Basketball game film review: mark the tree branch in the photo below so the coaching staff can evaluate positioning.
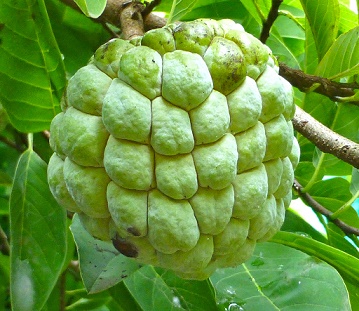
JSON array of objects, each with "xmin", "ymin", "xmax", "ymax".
[
  {"xmin": 0, "ymin": 225, "xmax": 10, "ymax": 256},
  {"xmin": 279, "ymin": 63, "xmax": 359, "ymax": 103},
  {"xmin": 60, "ymin": 0, "xmax": 166, "ymax": 38},
  {"xmin": 294, "ymin": 179, "xmax": 359, "ymax": 236},
  {"xmin": 293, "ymin": 106, "xmax": 359, "ymax": 168},
  {"xmin": 260, "ymin": 0, "xmax": 283, "ymax": 43}
]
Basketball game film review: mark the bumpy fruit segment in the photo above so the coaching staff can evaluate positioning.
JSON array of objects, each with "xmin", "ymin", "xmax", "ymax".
[{"xmin": 48, "ymin": 19, "xmax": 299, "ymax": 280}]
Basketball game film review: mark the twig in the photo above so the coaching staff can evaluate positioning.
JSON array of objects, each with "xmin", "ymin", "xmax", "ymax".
[
  {"xmin": 0, "ymin": 225, "xmax": 10, "ymax": 256},
  {"xmin": 0, "ymin": 135, "xmax": 25, "ymax": 152},
  {"xmin": 142, "ymin": 0, "xmax": 162, "ymax": 17},
  {"xmin": 294, "ymin": 179, "xmax": 359, "ymax": 236},
  {"xmin": 60, "ymin": 0, "xmax": 166, "ymax": 35},
  {"xmin": 260, "ymin": 0, "xmax": 283, "ymax": 43},
  {"xmin": 280, "ymin": 63, "xmax": 359, "ymax": 103},
  {"xmin": 293, "ymin": 106, "xmax": 359, "ymax": 168}
]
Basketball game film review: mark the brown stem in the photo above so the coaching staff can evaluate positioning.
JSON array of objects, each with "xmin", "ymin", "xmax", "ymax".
[
  {"xmin": 0, "ymin": 225, "xmax": 10, "ymax": 256},
  {"xmin": 294, "ymin": 180, "xmax": 359, "ymax": 236},
  {"xmin": 59, "ymin": 271, "xmax": 67, "ymax": 311},
  {"xmin": 292, "ymin": 106, "xmax": 359, "ymax": 168},
  {"xmin": 260, "ymin": 0, "xmax": 283, "ymax": 43},
  {"xmin": 60, "ymin": 0, "xmax": 166, "ymax": 35},
  {"xmin": 279, "ymin": 62, "xmax": 359, "ymax": 103}
]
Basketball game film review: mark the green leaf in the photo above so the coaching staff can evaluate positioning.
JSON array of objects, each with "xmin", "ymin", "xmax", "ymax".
[
  {"xmin": 272, "ymin": 231, "xmax": 359, "ymax": 285},
  {"xmin": 212, "ymin": 242, "xmax": 350, "ymax": 311},
  {"xmin": 316, "ymin": 26, "xmax": 359, "ymax": 79},
  {"xmin": 350, "ymin": 168, "xmax": 359, "ymax": 195},
  {"xmin": 300, "ymin": 0, "xmax": 340, "ymax": 60},
  {"xmin": 46, "ymin": 0, "xmax": 110, "ymax": 75},
  {"xmin": 123, "ymin": 265, "xmax": 217, "ymax": 311},
  {"xmin": 70, "ymin": 214, "xmax": 141, "ymax": 294},
  {"xmin": 10, "ymin": 147, "xmax": 67, "ymax": 311},
  {"xmin": 0, "ymin": 0, "xmax": 65, "ymax": 132},
  {"xmin": 167, "ymin": 0, "xmax": 199, "ymax": 24},
  {"xmin": 73, "ymin": 0, "xmax": 107, "ymax": 18}
]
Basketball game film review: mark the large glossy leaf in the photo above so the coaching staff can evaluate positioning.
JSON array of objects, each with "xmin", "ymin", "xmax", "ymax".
[
  {"xmin": 0, "ymin": 0, "xmax": 65, "ymax": 132},
  {"xmin": 272, "ymin": 231, "xmax": 359, "ymax": 285},
  {"xmin": 10, "ymin": 147, "xmax": 67, "ymax": 311},
  {"xmin": 46, "ymin": 0, "xmax": 110, "ymax": 75},
  {"xmin": 167, "ymin": 0, "xmax": 199, "ymax": 24},
  {"xmin": 212, "ymin": 242, "xmax": 350, "ymax": 311},
  {"xmin": 123, "ymin": 265, "xmax": 217, "ymax": 311},
  {"xmin": 316, "ymin": 26, "xmax": 359, "ymax": 79},
  {"xmin": 73, "ymin": 0, "xmax": 107, "ymax": 18},
  {"xmin": 300, "ymin": 0, "xmax": 340, "ymax": 60},
  {"xmin": 70, "ymin": 214, "xmax": 141, "ymax": 294}
]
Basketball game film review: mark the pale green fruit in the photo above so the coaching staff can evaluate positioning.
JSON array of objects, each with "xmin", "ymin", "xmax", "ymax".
[
  {"xmin": 148, "ymin": 190, "xmax": 200, "ymax": 254},
  {"xmin": 104, "ymin": 136, "xmax": 154, "ymax": 190},
  {"xmin": 224, "ymin": 30, "xmax": 269, "ymax": 80},
  {"xmin": 235, "ymin": 121, "xmax": 266, "ymax": 173},
  {"xmin": 204, "ymin": 36, "xmax": 246, "ymax": 95},
  {"xmin": 274, "ymin": 157, "xmax": 295, "ymax": 199},
  {"xmin": 248, "ymin": 195, "xmax": 277, "ymax": 240},
  {"xmin": 59, "ymin": 107, "xmax": 109, "ymax": 167},
  {"xmin": 63, "ymin": 158, "xmax": 110, "ymax": 218},
  {"xmin": 107, "ymin": 182, "xmax": 148, "ymax": 237},
  {"xmin": 78, "ymin": 213, "xmax": 111, "ymax": 241},
  {"xmin": 93, "ymin": 38, "xmax": 135, "ymax": 78},
  {"xmin": 151, "ymin": 97, "xmax": 194, "ymax": 155},
  {"xmin": 264, "ymin": 114, "xmax": 293, "ymax": 161},
  {"xmin": 227, "ymin": 76, "xmax": 262, "ymax": 134},
  {"xmin": 155, "ymin": 153, "xmax": 198, "ymax": 200},
  {"xmin": 162, "ymin": 50, "xmax": 213, "ymax": 110},
  {"xmin": 141, "ymin": 27, "xmax": 176, "ymax": 55},
  {"xmin": 102, "ymin": 79, "xmax": 151, "ymax": 143},
  {"xmin": 66, "ymin": 64, "xmax": 112, "ymax": 115},
  {"xmin": 257, "ymin": 65, "xmax": 293, "ymax": 123},
  {"xmin": 213, "ymin": 218, "xmax": 250, "ymax": 256},
  {"xmin": 47, "ymin": 18, "xmax": 298, "ymax": 280},
  {"xmin": 264, "ymin": 158, "xmax": 284, "ymax": 195},
  {"xmin": 190, "ymin": 185, "xmax": 234, "ymax": 235},
  {"xmin": 157, "ymin": 235, "xmax": 214, "ymax": 273},
  {"xmin": 118, "ymin": 46, "xmax": 162, "ymax": 100},
  {"xmin": 232, "ymin": 164, "xmax": 268, "ymax": 220},
  {"xmin": 47, "ymin": 154, "xmax": 81, "ymax": 213},
  {"xmin": 189, "ymin": 90, "xmax": 230, "ymax": 145},
  {"xmin": 173, "ymin": 20, "xmax": 213, "ymax": 56}
]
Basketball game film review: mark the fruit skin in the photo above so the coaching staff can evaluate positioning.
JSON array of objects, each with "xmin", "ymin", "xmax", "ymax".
[{"xmin": 47, "ymin": 19, "xmax": 300, "ymax": 280}]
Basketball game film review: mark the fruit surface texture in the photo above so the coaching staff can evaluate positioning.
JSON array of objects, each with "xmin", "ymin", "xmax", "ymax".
[{"xmin": 48, "ymin": 19, "xmax": 299, "ymax": 280}]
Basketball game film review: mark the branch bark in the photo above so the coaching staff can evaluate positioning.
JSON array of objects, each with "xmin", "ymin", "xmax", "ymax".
[
  {"xmin": 294, "ymin": 179, "xmax": 359, "ymax": 236},
  {"xmin": 260, "ymin": 0, "xmax": 283, "ymax": 43},
  {"xmin": 293, "ymin": 106, "xmax": 359, "ymax": 168},
  {"xmin": 280, "ymin": 63, "xmax": 359, "ymax": 103}
]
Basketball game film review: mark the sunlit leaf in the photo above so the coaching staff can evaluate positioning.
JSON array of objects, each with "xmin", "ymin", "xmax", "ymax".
[
  {"xmin": 300, "ymin": 0, "xmax": 339, "ymax": 60},
  {"xmin": 123, "ymin": 265, "xmax": 217, "ymax": 311},
  {"xmin": 272, "ymin": 231, "xmax": 359, "ymax": 285},
  {"xmin": 10, "ymin": 147, "xmax": 67, "ymax": 311},
  {"xmin": 73, "ymin": 0, "xmax": 107, "ymax": 18},
  {"xmin": 167, "ymin": 0, "xmax": 199, "ymax": 24},
  {"xmin": 0, "ymin": 0, "xmax": 65, "ymax": 132},
  {"xmin": 316, "ymin": 26, "xmax": 359, "ymax": 79},
  {"xmin": 212, "ymin": 242, "xmax": 350, "ymax": 311}
]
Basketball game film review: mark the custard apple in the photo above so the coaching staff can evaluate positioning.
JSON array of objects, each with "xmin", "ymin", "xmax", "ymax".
[{"xmin": 47, "ymin": 19, "xmax": 299, "ymax": 280}]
